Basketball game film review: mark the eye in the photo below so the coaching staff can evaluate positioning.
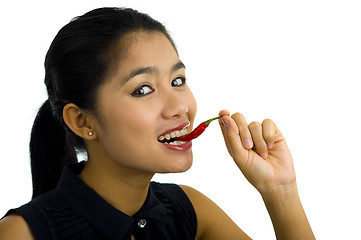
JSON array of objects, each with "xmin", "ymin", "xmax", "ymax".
[
  {"xmin": 171, "ymin": 77, "xmax": 186, "ymax": 87},
  {"xmin": 131, "ymin": 84, "xmax": 154, "ymax": 97}
]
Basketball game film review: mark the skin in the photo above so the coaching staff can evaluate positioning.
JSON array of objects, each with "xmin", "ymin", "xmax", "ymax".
[
  {"xmin": 217, "ymin": 111, "xmax": 314, "ymax": 239},
  {"xmin": 75, "ymin": 32, "xmax": 198, "ymax": 217},
  {"xmin": 0, "ymin": 31, "xmax": 314, "ymax": 240}
]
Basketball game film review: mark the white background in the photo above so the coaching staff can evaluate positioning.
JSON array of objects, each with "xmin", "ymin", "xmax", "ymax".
[{"xmin": 0, "ymin": 1, "xmax": 360, "ymax": 239}]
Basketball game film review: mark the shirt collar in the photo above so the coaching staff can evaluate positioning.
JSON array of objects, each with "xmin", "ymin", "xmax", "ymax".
[{"xmin": 56, "ymin": 161, "xmax": 169, "ymax": 239}]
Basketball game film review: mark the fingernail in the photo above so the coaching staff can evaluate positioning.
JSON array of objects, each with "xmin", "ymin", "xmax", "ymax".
[
  {"xmin": 267, "ymin": 143, "xmax": 273, "ymax": 149},
  {"xmin": 221, "ymin": 117, "xmax": 228, "ymax": 127},
  {"xmin": 244, "ymin": 139, "xmax": 253, "ymax": 148},
  {"xmin": 260, "ymin": 153, "xmax": 268, "ymax": 159}
]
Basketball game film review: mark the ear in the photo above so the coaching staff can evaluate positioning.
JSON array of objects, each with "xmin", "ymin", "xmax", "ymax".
[{"xmin": 63, "ymin": 103, "xmax": 97, "ymax": 140}]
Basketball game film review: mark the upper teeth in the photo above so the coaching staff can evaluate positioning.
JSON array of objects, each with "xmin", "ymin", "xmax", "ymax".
[{"xmin": 158, "ymin": 128, "xmax": 188, "ymax": 141}]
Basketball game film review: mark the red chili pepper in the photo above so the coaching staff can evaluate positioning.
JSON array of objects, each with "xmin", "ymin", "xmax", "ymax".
[{"xmin": 177, "ymin": 116, "xmax": 222, "ymax": 142}]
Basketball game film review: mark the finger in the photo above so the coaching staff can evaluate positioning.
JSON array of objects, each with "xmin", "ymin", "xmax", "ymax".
[
  {"xmin": 231, "ymin": 112, "xmax": 253, "ymax": 149},
  {"xmin": 219, "ymin": 115, "xmax": 249, "ymax": 165},
  {"xmin": 249, "ymin": 121, "xmax": 268, "ymax": 159},
  {"xmin": 218, "ymin": 116, "xmax": 233, "ymax": 156},
  {"xmin": 262, "ymin": 119, "xmax": 275, "ymax": 149},
  {"xmin": 273, "ymin": 122, "xmax": 285, "ymax": 144},
  {"xmin": 218, "ymin": 109, "xmax": 230, "ymax": 117},
  {"xmin": 219, "ymin": 111, "xmax": 239, "ymax": 155}
]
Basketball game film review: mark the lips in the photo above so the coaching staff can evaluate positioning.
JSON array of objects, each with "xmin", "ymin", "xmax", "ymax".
[
  {"xmin": 161, "ymin": 140, "xmax": 192, "ymax": 151},
  {"xmin": 158, "ymin": 122, "xmax": 189, "ymax": 140},
  {"xmin": 157, "ymin": 122, "xmax": 191, "ymax": 148},
  {"xmin": 158, "ymin": 128, "xmax": 187, "ymax": 141},
  {"xmin": 158, "ymin": 122, "xmax": 190, "ymax": 137}
]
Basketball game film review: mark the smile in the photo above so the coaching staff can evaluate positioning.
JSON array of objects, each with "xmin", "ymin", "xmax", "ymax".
[{"xmin": 157, "ymin": 123, "xmax": 189, "ymax": 146}]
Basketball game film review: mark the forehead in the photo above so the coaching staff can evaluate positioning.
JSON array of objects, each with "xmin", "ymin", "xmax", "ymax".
[
  {"xmin": 120, "ymin": 31, "xmax": 179, "ymax": 68},
  {"xmin": 104, "ymin": 31, "xmax": 181, "ymax": 87}
]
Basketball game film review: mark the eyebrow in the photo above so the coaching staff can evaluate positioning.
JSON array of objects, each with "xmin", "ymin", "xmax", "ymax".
[
  {"xmin": 122, "ymin": 61, "xmax": 186, "ymax": 85},
  {"xmin": 171, "ymin": 61, "xmax": 186, "ymax": 72}
]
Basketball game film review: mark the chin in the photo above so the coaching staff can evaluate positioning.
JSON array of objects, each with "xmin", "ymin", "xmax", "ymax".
[
  {"xmin": 173, "ymin": 160, "xmax": 193, "ymax": 173},
  {"xmin": 158, "ymin": 154, "xmax": 193, "ymax": 173}
]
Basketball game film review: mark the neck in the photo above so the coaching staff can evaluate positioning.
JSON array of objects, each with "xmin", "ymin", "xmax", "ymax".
[{"xmin": 78, "ymin": 158, "xmax": 154, "ymax": 216}]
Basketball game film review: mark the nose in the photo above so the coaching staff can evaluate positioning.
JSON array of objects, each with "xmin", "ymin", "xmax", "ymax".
[{"xmin": 161, "ymin": 89, "xmax": 189, "ymax": 120}]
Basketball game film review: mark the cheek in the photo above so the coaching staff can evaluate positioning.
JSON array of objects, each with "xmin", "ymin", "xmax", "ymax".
[
  {"xmin": 98, "ymin": 109, "xmax": 157, "ymax": 165},
  {"xmin": 100, "ymin": 99, "xmax": 159, "ymax": 147},
  {"xmin": 106, "ymin": 105, "xmax": 157, "ymax": 140}
]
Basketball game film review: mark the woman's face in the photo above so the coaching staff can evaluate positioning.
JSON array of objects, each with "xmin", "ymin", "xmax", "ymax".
[{"xmin": 92, "ymin": 32, "xmax": 197, "ymax": 174}]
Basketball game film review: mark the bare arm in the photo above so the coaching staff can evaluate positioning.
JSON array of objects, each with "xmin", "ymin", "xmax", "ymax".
[
  {"xmin": 262, "ymin": 185, "xmax": 314, "ymax": 240},
  {"xmin": 180, "ymin": 185, "xmax": 252, "ymax": 240},
  {"xmin": 0, "ymin": 214, "xmax": 36, "ymax": 240},
  {"xmin": 218, "ymin": 110, "xmax": 315, "ymax": 240}
]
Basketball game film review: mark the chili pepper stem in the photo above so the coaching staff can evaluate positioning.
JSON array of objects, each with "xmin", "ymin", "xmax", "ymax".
[{"xmin": 204, "ymin": 116, "xmax": 223, "ymax": 126}]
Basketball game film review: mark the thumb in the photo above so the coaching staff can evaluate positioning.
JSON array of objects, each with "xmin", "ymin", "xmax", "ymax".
[{"xmin": 219, "ymin": 115, "xmax": 250, "ymax": 169}]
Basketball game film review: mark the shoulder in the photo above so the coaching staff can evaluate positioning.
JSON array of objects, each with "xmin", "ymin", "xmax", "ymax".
[
  {"xmin": 0, "ymin": 190, "xmax": 69, "ymax": 240},
  {"xmin": 178, "ymin": 185, "xmax": 205, "ymax": 203},
  {"xmin": 0, "ymin": 213, "xmax": 36, "ymax": 240},
  {"xmin": 178, "ymin": 185, "xmax": 214, "ymax": 239},
  {"xmin": 178, "ymin": 185, "xmax": 220, "ymax": 216},
  {"xmin": 150, "ymin": 182, "xmax": 198, "ymax": 238},
  {"xmin": 179, "ymin": 185, "xmax": 252, "ymax": 240}
]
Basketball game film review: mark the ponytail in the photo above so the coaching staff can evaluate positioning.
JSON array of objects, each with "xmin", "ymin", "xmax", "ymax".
[{"xmin": 30, "ymin": 100, "xmax": 77, "ymax": 199}]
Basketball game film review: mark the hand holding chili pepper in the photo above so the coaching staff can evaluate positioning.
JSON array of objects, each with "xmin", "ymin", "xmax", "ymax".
[{"xmin": 177, "ymin": 116, "xmax": 222, "ymax": 142}]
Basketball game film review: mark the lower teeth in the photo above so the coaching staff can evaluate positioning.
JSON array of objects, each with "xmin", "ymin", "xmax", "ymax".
[{"xmin": 165, "ymin": 141, "xmax": 186, "ymax": 146}]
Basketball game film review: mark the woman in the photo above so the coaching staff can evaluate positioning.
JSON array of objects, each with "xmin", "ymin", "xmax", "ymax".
[{"xmin": 0, "ymin": 7, "xmax": 314, "ymax": 239}]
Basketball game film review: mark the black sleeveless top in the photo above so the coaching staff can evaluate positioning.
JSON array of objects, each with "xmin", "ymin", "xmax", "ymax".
[{"xmin": 3, "ymin": 162, "xmax": 197, "ymax": 240}]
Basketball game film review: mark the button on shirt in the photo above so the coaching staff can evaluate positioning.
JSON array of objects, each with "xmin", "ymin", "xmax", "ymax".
[{"xmin": 3, "ymin": 162, "xmax": 197, "ymax": 240}]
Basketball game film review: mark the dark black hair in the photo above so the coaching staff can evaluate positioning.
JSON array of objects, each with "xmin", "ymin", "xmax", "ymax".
[{"xmin": 30, "ymin": 7, "xmax": 175, "ymax": 199}]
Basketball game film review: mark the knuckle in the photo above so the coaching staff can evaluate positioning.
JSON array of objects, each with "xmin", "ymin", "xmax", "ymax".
[
  {"xmin": 231, "ymin": 112, "xmax": 242, "ymax": 118},
  {"xmin": 262, "ymin": 119, "xmax": 275, "ymax": 142},
  {"xmin": 249, "ymin": 121, "xmax": 261, "ymax": 130},
  {"xmin": 224, "ymin": 128, "xmax": 232, "ymax": 138},
  {"xmin": 263, "ymin": 128, "xmax": 273, "ymax": 137},
  {"xmin": 263, "ymin": 133, "xmax": 273, "ymax": 141},
  {"xmin": 255, "ymin": 139, "xmax": 268, "ymax": 150},
  {"xmin": 263, "ymin": 135, "xmax": 274, "ymax": 144},
  {"xmin": 262, "ymin": 118, "xmax": 273, "ymax": 125},
  {"xmin": 225, "ymin": 127, "xmax": 237, "ymax": 139},
  {"xmin": 257, "ymin": 145, "xmax": 268, "ymax": 153},
  {"xmin": 254, "ymin": 144, "xmax": 268, "ymax": 156},
  {"xmin": 232, "ymin": 113, "xmax": 243, "ymax": 124},
  {"xmin": 238, "ymin": 123, "xmax": 249, "ymax": 132}
]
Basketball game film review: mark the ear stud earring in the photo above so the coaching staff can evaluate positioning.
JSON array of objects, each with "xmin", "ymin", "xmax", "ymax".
[{"xmin": 88, "ymin": 132, "xmax": 93, "ymax": 136}]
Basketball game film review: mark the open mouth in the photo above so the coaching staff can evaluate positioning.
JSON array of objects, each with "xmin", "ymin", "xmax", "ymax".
[{"xmin": 157, "ymin": 127, "xmax": 189, "ymax": 145}]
